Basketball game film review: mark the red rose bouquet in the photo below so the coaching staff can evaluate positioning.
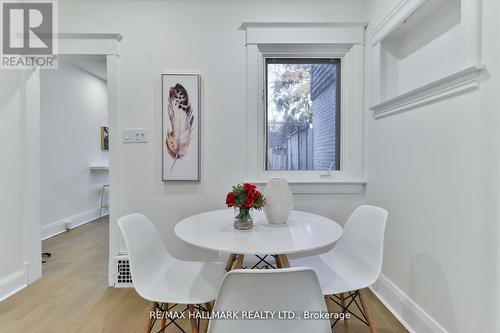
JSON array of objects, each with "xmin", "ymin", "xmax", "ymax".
[{"xmin": 226, "ymin": 183, "xmax": 265, "ymax": 228}]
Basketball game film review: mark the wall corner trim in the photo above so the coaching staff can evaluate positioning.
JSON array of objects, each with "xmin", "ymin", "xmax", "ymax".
[{"xmin": 370, "ymin": 273, "xmax": 449, "ymax": 333}]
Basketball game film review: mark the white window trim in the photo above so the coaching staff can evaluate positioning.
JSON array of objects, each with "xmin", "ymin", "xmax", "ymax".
[{"xmin": 242, "ymin": 22, "xmax": 367, "ymax": 193}]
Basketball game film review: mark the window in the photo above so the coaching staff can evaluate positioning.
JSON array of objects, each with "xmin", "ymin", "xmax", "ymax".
[
  {"xmin": 265, "ymin": 58, "xmax": 341, "ymax": 171},
  {"xmin": 242, "ymin": 22, "xmax": 365, "ymax": 190}
]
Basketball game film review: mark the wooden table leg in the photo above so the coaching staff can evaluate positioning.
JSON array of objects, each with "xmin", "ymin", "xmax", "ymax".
[
  {"xmin": 234, "ymin": 254, "xmax": 245, "ymax": 269},
  {"xmin": 188, "ymin": 304, "xmax": 199, "ymax": 333},
  {"xmin": 160, "ymin": 303, "xmax": 168, "ymax": 332},
  {"xmin": 278, "ymin": 255, "xmax": 290, "ymax": 268},
  {"xmin": 273, "ymin": 255, "xmax": 283, "ymax": 268},
  {"xmin": 204, "ymin": 302, "xmax": 213, "ymax": 333},
  {"xmin": 205, "ymin": 302, "xmax": 213, "ymax": 314},
  {"xmin": 225, "ymin": 253, "xmax": 237, "ymax": 271}
]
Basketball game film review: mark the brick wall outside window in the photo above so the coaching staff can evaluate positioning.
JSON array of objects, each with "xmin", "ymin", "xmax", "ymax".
[{"xmin": 311, "ymin": 64, "xmax": 337, "ymax": 170}]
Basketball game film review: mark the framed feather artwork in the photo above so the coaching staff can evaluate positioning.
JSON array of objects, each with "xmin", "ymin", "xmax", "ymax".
[{"xmin": 162, "ymin": 74, "xmax": 200, "ymax": 181}]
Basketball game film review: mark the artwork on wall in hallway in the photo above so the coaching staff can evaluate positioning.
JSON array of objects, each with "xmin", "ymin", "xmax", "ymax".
[
  {"xmin": 162, "ymin": 73, "xmax": 200, "ymax": 181},
  {"xmin": 100, "ymin": 126, "xmax": 109, "ymax": 150}
]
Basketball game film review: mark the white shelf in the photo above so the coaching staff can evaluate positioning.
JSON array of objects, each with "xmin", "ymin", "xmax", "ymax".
[
  {"xmin": 371, "ymin": 65, "xmax": 483, "ymax": 118},
  {"xmin": 90, "ymin": 165, "xmax": 109, "ymax": 171},
  {"xmin": 369, "ymin": 0, "xmax": 483, "ymax": 118}
]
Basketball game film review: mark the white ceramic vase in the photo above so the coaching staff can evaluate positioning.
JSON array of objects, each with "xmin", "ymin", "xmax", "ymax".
[{"xmin": 263, "ymin": 178, "xmax": 294, "ymax": 225}]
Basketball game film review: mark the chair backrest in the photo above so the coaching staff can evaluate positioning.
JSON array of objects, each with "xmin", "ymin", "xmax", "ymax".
[
  {"xmin": 117, "ymin": 213, "xmax": 174, "ymax": 297},
  {"xmin": 208, "ymin": 268, "xmax": 330, "ymax": 333},
  {"xmin": 337, "ymin": 205, "xmax": 388, "ymax": 276}
]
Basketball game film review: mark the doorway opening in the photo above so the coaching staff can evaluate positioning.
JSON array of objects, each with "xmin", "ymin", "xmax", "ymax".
[{"xmin": 39, "ymin": 54, "xmax": 110, "ymax": 280}]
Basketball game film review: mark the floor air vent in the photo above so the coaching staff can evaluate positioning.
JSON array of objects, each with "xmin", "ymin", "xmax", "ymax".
[{"xmin": 114, "ymin": 255, "xmax": 133, "ymax": 288}]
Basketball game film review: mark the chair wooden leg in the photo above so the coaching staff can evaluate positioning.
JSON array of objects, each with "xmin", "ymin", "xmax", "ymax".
[
  {"xmin": 273, "ymin": 255, "xmax": 283, "ymax": 268},
  {"xmin": 234, "ymin": 254, "xmax": 245, "ymax": 269},
  {"xmin": 278, "ymin": 255, "xmax": 290, "ymax": 268},
  {"xmin": 144, "ymin": 302, "xmax": 156, "ymax": 333},
  {"xmin": 339, "ymin": 293, "xmax": 348, "ymax": 325},
  {"xmin": 358, "ymin": 289, "xmax": 377, "ymax": 333},
  {"xmin": 225, "ymin": 253, "xmax": 237, "ymax": 271},
  {"xmin": 188, "ymin": 304, "xmax": 199, "ymax": 333}
]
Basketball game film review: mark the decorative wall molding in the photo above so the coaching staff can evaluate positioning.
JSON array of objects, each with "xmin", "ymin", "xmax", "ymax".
[
  {"xmin": 23, "ymin": 33, "xmax": 122, "ymax": 287},
  {"xmin": 242, "ymin": 22, "xmax": 367, "ymax": 29},
  {"xmin": 58, "ymin": 33, "xmax": 122, "ymax": 55},
  {"xmin": 257, "ymin": 44, "xmax": 351, "ymax": 58},
  {"xmin": 0, "ymin": 265, "xmax": 27, "ymax": 303},
  {"xmin": 21, "ymin": 68, "xmax": 42, "ymax": 285},
  {"xmin": 369, "ymin": 0, "xmax": 426, "ymax": 45},
  {"xmin": 57, "ymin": 33, "xmax": 123, "ymax": 41},
  {"xmin": 369, "ymin": 0, "xmax": 483, "ymax": 119},
  {"xmin": 370, "ymin": 65, "xmax": 484, "ymax": 118},
  {"xmin": 240, "ymin": 22, "xmax": 367, "ymax": 46},
  {"xmin": 371, "ymin": 273, "xmax": 449, "ymax": 333},
  {"xmin": 41, "ymin": 208, "xmax": 107, "ymax": 240}
]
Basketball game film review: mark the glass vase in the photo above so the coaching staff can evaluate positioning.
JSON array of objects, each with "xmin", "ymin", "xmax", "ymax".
[{"xmin": 234, "ymin": 207, "xmax": 254, "ymax": 230}]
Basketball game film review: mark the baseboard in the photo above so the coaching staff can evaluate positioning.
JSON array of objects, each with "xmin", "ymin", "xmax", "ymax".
[
  {"xmin": 370, "ymin": 273, "xmax": 448, "ymax": 333},
  {"xmin": 41, "ymin": 208, "xmax": 108, "ymax": 240},
  {"xmin": 0, "ymin": 266, "xmax": 27, "ymax": 303}
]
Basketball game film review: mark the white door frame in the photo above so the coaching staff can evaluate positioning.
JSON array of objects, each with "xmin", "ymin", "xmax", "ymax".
[{"xmin": 22, "ymin": 33, "xmax": 122, "ymax": 286}]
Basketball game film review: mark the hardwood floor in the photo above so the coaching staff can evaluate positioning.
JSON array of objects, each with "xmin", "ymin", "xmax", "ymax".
[{"xmin": 0, "ymin": 217, "xmax": 407, "ymax": 333}]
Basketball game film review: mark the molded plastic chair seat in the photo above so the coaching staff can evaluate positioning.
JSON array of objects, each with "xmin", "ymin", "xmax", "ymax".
[
  {"xmin": 290, "ymin": 205, "xmax": 388, "ymax": 333},
  {"xmin": 118, "ymin": 213, "xmax": 226, "ymax": 333},
  {"xmin": 208, "ymin": 267, "xmax": 331, "ymax": 333},
  {"xmin": 291, "ymin": 246, "xmax": 378, "ymax": 295},
  {"xmin": 141, "ymin": 261, "xmax": 225, "ymax": 305}
]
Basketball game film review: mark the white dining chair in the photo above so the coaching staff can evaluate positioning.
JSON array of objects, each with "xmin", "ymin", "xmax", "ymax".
[
  {"xmin": 290, "ymin": 205, "xmax": 388, "ymax": 333},
  {"xmin": 207, "ymin": 267, "xmax": 331, "ymax": 333},
  {"xmin": 118, "ymin": 213, "xmax": 226, "ymax": 333}
]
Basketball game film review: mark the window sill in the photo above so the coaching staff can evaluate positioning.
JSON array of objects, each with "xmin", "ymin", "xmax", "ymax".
[{"xmin": 246, "ymin": 179, "xmax": 366, "ymax": 194}]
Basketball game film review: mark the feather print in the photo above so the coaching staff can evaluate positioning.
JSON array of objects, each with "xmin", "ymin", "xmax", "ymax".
[{"xmin": 166, "ymin": 83, "xmax": 194, "ymax": 172}]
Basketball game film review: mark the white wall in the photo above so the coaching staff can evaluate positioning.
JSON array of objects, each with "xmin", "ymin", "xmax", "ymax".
[
  {"xmin": 0, "ymin": 72, "xmax": 26, "ymax": 300},
  {"xmin": 40, "ymin": 56, "xmax": 108, "ymax": 236},
  {"xmin": 57, "ymin": 0, "xmax": 369, "ymax": 261},
  {"xmin": 365, "ymin": 0, "xmax": 499, "ymax": 332},
  {"xmin": 4, "ymin": 1, "xmax": 498, "ymax": 331}
]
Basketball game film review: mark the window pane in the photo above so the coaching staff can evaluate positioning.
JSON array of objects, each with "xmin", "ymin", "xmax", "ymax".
[{"xmin": 266, "ymin": 58, "xmax": 340, "ymax": 171}]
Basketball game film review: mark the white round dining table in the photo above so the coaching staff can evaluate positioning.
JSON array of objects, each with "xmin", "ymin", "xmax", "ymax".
[{"xmin": 174, "ymin": 209, "xmax": 343, "ymax": 270}]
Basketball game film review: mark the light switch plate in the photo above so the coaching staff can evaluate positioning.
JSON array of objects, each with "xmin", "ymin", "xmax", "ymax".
[{"xmin": 122, "ymin": 128, "xmax": 150, "ymax": 143}]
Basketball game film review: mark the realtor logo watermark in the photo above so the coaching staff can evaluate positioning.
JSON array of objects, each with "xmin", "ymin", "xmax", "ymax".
[{"xmin": 1, "ymin": 0, "xmax": 58, "ymax": 69}]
